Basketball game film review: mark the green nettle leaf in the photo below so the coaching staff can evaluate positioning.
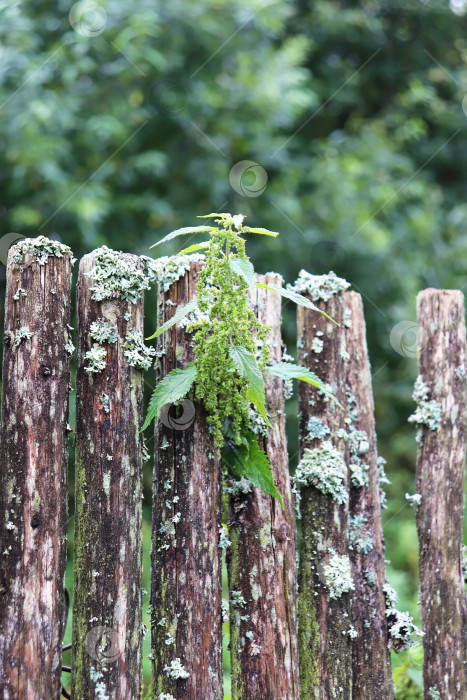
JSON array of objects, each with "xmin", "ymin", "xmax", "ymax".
[
  {"xmin": 150, "ymin": 226, "xmax": 216, "ymax": 248},
  {"xmin": 243, "ymin": 227, "xmax": 279, "ymax": 237},
  {"xmin": 229, "ymin": 257, "xmax": 255, "ymax": 289},
  {"xmin": 256, "ymin": 283, "xmax": 338, "ymax": 325},
  {"xmin": 177, "ymin": 241, "xmax": 210, "ymax": 255},
  {"xmin": 229, "ymin": 346, "xmax": 271, "ymax": 428},
  {"xmin": 267, "ymin": 362, "xmax": 344, "ymax": 409},
  {"xmin": 222, "ymin": 430, "xmax": 283, "ymax": 508},
  {"xmin": 197, "ymin": 213, "xmax": 230, "ymax": 219},
  {"xmin": 146, "ymin": 299, "xmax": 198, "ymax": 340},
  {"xmin": 141, "ymin": 363, "xmax": 196, "ymax": 431}
]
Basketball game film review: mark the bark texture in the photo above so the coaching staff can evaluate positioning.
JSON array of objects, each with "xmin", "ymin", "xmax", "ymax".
[
  {"xmin": 0, "ymin": 241, "xmax": 72, "ymax": 700},
  {"xmin": 151, "ymin": 262, "xmax": 223, "ymax": 699},
  {"xmin": 297, "ymin": 290, "xmax": 352, "ymax": 700},
  {"xmin": 415, "ymin": 289, "xmax": 467, "ymax": 700},
  {"xmin": 344, "ymin": 292, "xmax": 394, "ymax": 699},
  {"xmin": 72, "ymin": 252, "xmax": 143, "ymax": 700},
  {"xmin": 227, "ymin": 274, "xmax": 299, "ymax": 700}
]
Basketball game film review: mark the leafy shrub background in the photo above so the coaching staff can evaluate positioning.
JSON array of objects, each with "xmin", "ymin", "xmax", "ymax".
[{"xmin": 1, "ymin": 0, "xmax": 467, "ymax": 695}]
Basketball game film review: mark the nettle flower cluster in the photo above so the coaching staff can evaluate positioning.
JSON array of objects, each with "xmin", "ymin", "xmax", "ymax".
[{"xmin": 144, "ymin": 213, "xmax": 338, "ymax": 502}]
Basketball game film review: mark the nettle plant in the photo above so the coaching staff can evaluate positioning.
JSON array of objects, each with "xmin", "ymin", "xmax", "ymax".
[{"xmin": 143, "ymin": 213, "xmax": 340, "ymax": 504}]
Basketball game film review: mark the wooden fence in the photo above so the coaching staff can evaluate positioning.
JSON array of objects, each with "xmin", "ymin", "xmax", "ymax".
[{"xmin": 0, "ymin": 237, "xmax": 466, "ymax": 700}]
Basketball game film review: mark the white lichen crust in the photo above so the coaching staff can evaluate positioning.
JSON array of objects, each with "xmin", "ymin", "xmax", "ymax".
[
  {"xmin": 289, "ymin": 270, "xmax": 350, "ymax": 301},
  {"xmin": 323, "ymin": 553, "xmax": 354, "ymax": 600},
  {"xmin": 12, "ymin": 235, "xmax": 74, "ymax": 265},
  {"xmin": 295, "ymin": 440, "xmax": 348, "ymax": 504}
]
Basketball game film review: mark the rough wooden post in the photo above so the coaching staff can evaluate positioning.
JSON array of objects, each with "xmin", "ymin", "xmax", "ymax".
[
  {"xmin": 412, "ymin": 289, "xmax": 467, "ymax": 700},
  {"xmin": 343, "ymin": 292, "xmax": 394, "ymax": 698},
  {"xmin": 72, "ymin": 249, "xmax": 145, "ymax": 699},
  {"xmin": 295, "ymin": 272, "xmax": 353, "ymax": 700},
  {"xmin": 227, "ymin": 274, "xmax": 299, "ymax": 700},
  {"xmin": 151, "ymin": 262, "xmax": 223, "ymax": 699},
  {"xmin": 0, "ymin": 237, "xmax": 73, "ymax": 699}
]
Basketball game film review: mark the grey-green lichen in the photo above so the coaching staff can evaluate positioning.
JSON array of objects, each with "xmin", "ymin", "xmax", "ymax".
[
  {"xmin": 344, "ymin": 390, "xmax": 370, "ymax": 489},
  {"xmin": 408, "ymin": 376, "xmax": 441, "ymax": 440},
  {"xmin": 295, "ymin": 441, "xmax": 348, "ymax": 504},
  {"xmin": 305, "ymin": 416, "xmax": 331, "ymax": 443},
  {"xmin": 306, "ymin": 416, "xmax": 330, "ymax": 442},
  {"xmin": 323, "ymin": 553, "xmax": 354, "ymax": 600},
  {"xmin": 248, "ymin": 406, "xmax": 270, "ymax": 437},
  {"xmin": 428, "ymin": 688, "xmax": 440, "ymax": 700},
  {"xmin": 230, "ymin": 591, "xmax": 247, "ymax": 608},
  {"xmin": 12, "ymin": 235, "xmax": 74, "ymax": 265},
  {"xmin": 13, "ymin": 326, "xmax": 33, "ymax": 346},
  {"xmin": 455, "ymin": 364, "xmax": 466, "ymax": 380},
  {"xmin": 84, "ymin": 345, "xmax": 107, "ymax": 373},
  {"xmin": 289, "ymin": 270, "xmax": 350, "ymax": 301},
  {"xmin": 158, "ymin": 694, "xmax": 177, "ymax": 700},
  {"xmin": 383, "ymin": 583, "xmax": 423, "ymax": 651},
  {"xmin": 90, "ymin": 319, "xmax": 118, "ymax": 344},
  {"xmin": 86, "ymin": 246, "xmax": 156, "ymax": 304},
  {"xmin": 13, "ymin": 286, "xmax": 26, "ymax": 300},
  {"xmin": 462, "ymin": 545, "xmax": 467, "ymax": 583},
  {"xmin": 163, "ymin": 658, "xmax": 190, "ymax": 680},
  {"xmin": 225, "ymin": 475, "xmax": 253, "ymax": 497},
  {"xmin": 123, "ymin": 329, "xmax": 156, "ymax": 371},
  {"xmin": 405, "ymin": 492, "xmax": 422, "ymax": 508},
  {"xmin": 311, "ymin": 336, "xmax": 324, "ymax": 354},
  {"xmin": 377, "ymin": 456, "xmax": 390, "ymax": 509},
  {"xmin": 218, "ymin": 524, "xmax": 231, "ymax": 550},
  {"xmin": 349, "ymin": 515, "xmax": 373, "ymax": 554},
  {"xmin": 101, "ymin": 393, "xmax": 110, "ymax": 413},
  {"xmin": 146, "ymin": 253, "xmax": 205, "ymax": 293}
]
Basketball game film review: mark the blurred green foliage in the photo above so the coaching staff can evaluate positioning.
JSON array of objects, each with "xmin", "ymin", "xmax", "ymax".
[{"xmin": 1, "ymin": 0, "xmax": 467, "ymax": 695}]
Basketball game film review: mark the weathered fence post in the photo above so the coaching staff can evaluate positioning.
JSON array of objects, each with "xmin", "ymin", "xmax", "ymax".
[
  {"xmin": 227, "ymin": 274, "xmax": 299, "ymax": 700},
  {"xmin": 0, "ymin": 237, "xmax": 73, "ymax": 699},
  {"xmin": 295, "ymin": 272, "xmax": 353, "ymax": 699},
  {"xmin": 411, "ymin": 289, "xmax": 467, "ymax": 700},
  {"xmin": 343, "ymin": 291, "xmax": 394, "ymax": 698},
  {"xmin": 151, "ymin": 261, "xmax": 223, "ymax": 699},
  {"xmin": 72, "ymin": 248, "xmax": 146, "ymax": 699}
]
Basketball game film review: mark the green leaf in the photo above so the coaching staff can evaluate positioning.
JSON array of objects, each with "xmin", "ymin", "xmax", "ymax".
[
  {"xmin": 267, "ymin": 362, "xmax": 344, "ymax": 409},
  {"xmin": 177, "ymin": 241, "xmax": 210, "ymax": 255},
  {"xmin": 228, "ymin": 346, "xmax": 271, "ymax": 428},
  {"xmin": 256, "ymin": 283, "xmax": 338, "ymax": 325},
  {"xmin": 197, "ymin": 212, "xmax": 229, "ymax": 219},
  {"xmin": 145, "ymin": 299, "xmax": 198, "ymax": 339},
  {"xmin": 229, "ymin": 257, "xmax": 255, "ymax": 289},
  {"xmin": 243, "ymin": 227, "xmax": 279, "ymax": 237},
  {"xmin": 150, "ymin": 226, "xmax": 216, "ymax": 248},
  {"xmin": 222, "ymin": 430, "xmax": 283, "ymax": 507},
  {"xmin": 141, "ymin": 363, "xmax": 196, "ymax": 431}
]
